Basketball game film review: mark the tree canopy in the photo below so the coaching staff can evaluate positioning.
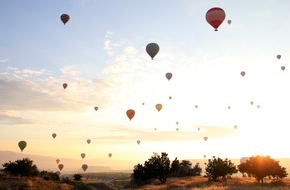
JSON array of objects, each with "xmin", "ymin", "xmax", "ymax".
[{"xmin": 1, "ymin": 158, "xmax": 39, "ymax": 177}]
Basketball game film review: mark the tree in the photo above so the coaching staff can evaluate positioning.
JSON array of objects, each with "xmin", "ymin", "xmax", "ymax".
[
  {"xmin": 40, "ymin": 171, "xmax": 60, "ymax": 181},
  {"xmin": 205, "ymin": 156, "xmax": 238, "ymax": 182},
  {"xmin": 1, "ymin": 158, "xmax": 39, "ymax": 177},
  {"xmin": 73, "ymin": 174, "xmax": 82, "ymax": 181},
  {"xmin": 238, "ymin": 155, "xmax": 288, "ymax": 183},
  {"xmin": 133, "ymin": 152, "xmax": 170, "ymax": 184},
  {"xmin": 169, "ymin": 157, "xmax": 180, "ymax": 177}
]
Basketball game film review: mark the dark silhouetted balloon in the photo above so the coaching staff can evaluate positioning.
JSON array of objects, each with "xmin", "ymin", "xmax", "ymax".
[
  {"xmin": 18, "ymin": 141, "xmax": 27, "ymax": 152},
  {"xmin": 227, "ymin": 20, "xmax": 231, "ymax": 24},
  {"xmin": 58, "ymin": 164, "xmax": 64, "ymax": 171},
  {"xmin": 146, "ymin": 43, "xmax": 159, "ymax": 60},
  {"xmin": 206, "ymin": 7, "xmax": 226, "ymax": 31},
  {"xmin": 108, "ymin": 153, "xmax": 112, "ymax": 158},
  {"xmin": 126, "ymin": 109, "xmax": 135, "ymax": 120},
  {"xmin": 52, "ymin": 133, "xmax": 57, "ymax": 139},
  {"xmin": 87, "ymin": 139, "xmax": 91, "ymax": 144},
  {"xmin": 165, "ymin": 72, "xmax": 172, "ymax": 81},
  {"xmin": 137, "ymin": 140, "xmax": 140, "ymax": 145},
  {"xmin": 82, "ymin": 164, "xmax": 88, "ymax": 172},
  {"xmin": 281, "ymin": 66, "xmax": 285, "ymax": 71},
  {"xmin": 94, "ymin": 107, "xmax": 98, "ymax": 111},
  {"xmin": 60, "ymin": 14, "xmax": 70, "ymax": 25},
  {"xmin": 81, "ymin": 153, "xmax": 85, "ymax": 159},
  {"xmin": 277, "ymin": 54, "xmax": 281, "ymax": 59},
  {"xmin": 240, "ymin": 71, "xmax": 246, "ymax": 77},
  {"xmin": 56, "ymin": 159, "xmax": 60, "ymax": 164},
  {"xmin": 63, "ymin": 83, "xmax": 68, "ymax": 89},
  {"xmin": 204, "ymin": 136, "xmax": 208, "ymax": 141}
]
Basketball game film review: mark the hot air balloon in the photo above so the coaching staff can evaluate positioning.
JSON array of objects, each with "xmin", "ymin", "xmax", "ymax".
[
  {"xmin": 250, "ymin": 101, "xmax": 254, "ymax": 105},
  {"xmin": 281, "ymin": 66, "xmax": 285, "ymax": 71},
  {"xmin": 63, "ymin": 83, "xmax": 68, "ymax": 89},
  {"xmin": 146, "ymin": 43, "xmax": 159, "ymax": 60},
  {"xmin": 60, "ymin": 14, "xmax": 70, "ymax": 25},
  {"xmin": 176, "ymin": 121, "xmax": 179, "ymax": 125},
  {"xmin": 58, "ymin": 164, "xmax": 64, "ymax": 171},
  {"xmin": 169, "ymin": 96, "xmax": 172, "ymax": 100},
  {"xmin": 142, "ymin": 102, "xmax": 145, "ymax": 105},
  {"xmin": 18, "ymin": 141, "xmax": 27, "ymax": 152},
  {"xmin": 56, "ymin": 159, "xmax": 60, "ymax": 164},
  {"xmin": 228, "ymin": 106, "xmax": 231, "ymax": 110},
  {"xmin": 198, "ymin": 128, "xmax": 200, "ymax": 131},
  {"xmin": 137, "ymin": 140, "xmax": 141, "ymax": 145},
  {"xmin": 126, "ymin": 109, "xmax": 135, "ymax": 121},
  {"xmin": 165, "ymin": 72, "xmax": 172, "ymax": 81},
  {"xmin": 205, "ymin": 7, "xmax": 226, "ymax": 31},
  {"xmin": 52, "ymin": 133, "xmax": 57, "ymax": 139},
  {"xmin": 155, "ymin": 104, "xmax": 162, "ymax": 112},
  {"xmin": 227, "ymin": 20, "xmax": 231, "ymax": 24},
  {"xmin": 277, "ymin": 54, "xmax": 281, "ymax": 59},
  {"xmin": 81, "ymin": 153, "xmax": 85, "ymax": 159},
  {"xmin": 257, "ymin": 105, "xmax": 260, "ymax": 109},
  {"xmin": 82, "ymin": 164, "xmax": 88, "ymax": 172},
  {"xmin": 240, "ymin": 71, "xmax": 246, "ymax": 77},
  {"xmin": 176, "ymin": 128, "xmax": 179, "ymax": 131},
  {"xmin": 87, "ymin": 139, "xmax": 91, "ymax": 144},
  {"xmin": 234, "ymin": 125, "xmax": 237, "ymax": 129},
  {"xmin": 154, "ymin": 128, "xmax": 157, "ymax": 131},
  {"xmin": 204, "ymin": 136, "xmax": 208, "ymax": 141},
  {"xmin": 195, "ymin": 105, "xmax": 198, "ymax": 109},
  {"xmin": 94, "ymin": 107, "xmax": 98, "ymax": 111},
  {"xmin": 108, "ymin": 153, "xmax": 112, "ymax": 158},
  {"xmin": 203, "ymin": 154, "xmax": 207, "ymax": 158}
]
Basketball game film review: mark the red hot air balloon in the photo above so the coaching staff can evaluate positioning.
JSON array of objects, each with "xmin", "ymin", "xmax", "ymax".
[
  {"xmin": 206, "ymin": 7, "xmax": 226, "ymax": 31},
  {"xmin": 126, "ymin": 109, "xmax": 135, "ymax": 121},
  {"xmin": 60, "ymin": 14, "xmax": 70, "ymax": 25}
]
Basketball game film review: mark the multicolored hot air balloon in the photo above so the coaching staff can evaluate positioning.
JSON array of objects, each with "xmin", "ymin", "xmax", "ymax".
[
  {"xmin": 205, "ymin": 7, "xmax": 226, "ymax": 31},
  {"xmin": 165, "ymin": 72, "xmax": 172, "ymax": 81},
  {"xmin": 155, "ymin": 104, "xmax": 162, "ymax": 112},
  {"xmin": 146, "ymin": 43, "xmax": 159, "ymax": 60},
  {"xmin": 126, "ymin": 109, "xmax": 135, "ymax": 120},
  {"xmin": 60, "ymin": 14, "xmax": 70, "ymax": 25},
  {"xmin": 18, "ymin": 141, "xmax": 27, "ymax": 152}
]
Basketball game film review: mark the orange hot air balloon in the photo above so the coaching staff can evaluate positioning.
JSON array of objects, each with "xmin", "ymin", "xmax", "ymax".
[
  {"xmin": 126, "ymin": 109, "xmax": 135, "ymax": 120},
  {"xmin": 165, "ymin": 72, "xmax": 172, "ymax": 80},
  {"xmin": 60, "ymin": 14, "xmax": 70, "ymax": 25},
  {"xmin": 206, "ymin": 7, "xmax": 226, "ymax": 31},
  {"xmin": 63, "ymin": 83, "xmax": 68, "ymax": 89},
  {"xmin": 155, "ymin": 104, "xmax": 162, "ymax": 112},
  {"xmin": 146, "ymin": 43, "xmax": 159, "ymax": 60}
]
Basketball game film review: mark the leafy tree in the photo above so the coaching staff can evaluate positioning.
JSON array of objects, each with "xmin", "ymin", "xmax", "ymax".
[
  {"xmin": 73, "ymin": 174, "xmax": 83, "ymax": 181},
  {"xmin": 1, "ymin": 158, "xmax": 39, "ymax": 177},
  {"xmin": 40, "ymin": 171, "xmax": 60, "ymax": 181},
  {"xmin": 205, "ymin": 156, "xmax": 238, "ymax": 182},
  {"xmin": 169, "ymin": 157, "xmax": 180, "ymax": 177},
  {"xmin": 133, "ymin": 152, "xmax": 170, "ymax": 184},
  {"xmin": 238, "ymin": 155, "xmax": 288, "ymax": 183}
]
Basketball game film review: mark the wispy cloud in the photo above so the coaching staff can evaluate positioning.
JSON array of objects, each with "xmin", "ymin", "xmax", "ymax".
[{"xmin": 0, "ymin": 113, "xmax": 32, "ymax": 125}]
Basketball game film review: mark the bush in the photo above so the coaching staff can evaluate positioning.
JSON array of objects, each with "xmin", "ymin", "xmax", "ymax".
[
  {"xmin": 205, "ymin": 156, "xmax": 238, "ymax": 182},
  {"xmin": 73, "ymin": 174, "xmax": 82, "ymax": 181},
  {"xmin": 39, "ymin": 171, "xmax": 60, "ymax": 181},
  {"xmin": 1, "ymin": 158, "xmax": 39, "ymax": 177}
]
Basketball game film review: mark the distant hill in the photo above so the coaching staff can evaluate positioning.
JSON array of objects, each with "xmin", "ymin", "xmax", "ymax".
[{"xmin": 0, "ymin": 151, "xmax": 132, "ymax": 174}]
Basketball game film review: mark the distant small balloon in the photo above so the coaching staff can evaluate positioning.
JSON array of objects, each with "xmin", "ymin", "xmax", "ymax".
[
  {"xmin": 169, "ymin": 96, "xmax": 172, "ymax": 100},
  {"xmin": 240, "ymin": 71, "xmax": 246, "ymax": 77},
  {"xmin": 155, "ymin": 104, "xmax": 162, "ymax": 112},
  {"xmin": 228, "ymin": 106, "xmax": 231, "ymax": 110},
  {"xmin": 146, "ymin": 43, "xmax": 159, "ymax": 60},
  {"xmin": 195, "ymin": 105, "xmax": 198, "ymax": 109},
  {"xmin": 277, "ymin": 54, "xmax": 281, "ymax": 59},
  {"xmin": 257, "ymin": 105, "xmax": 260, "ymax": 109},
  {"xmin": 81, "ymin": 153, "xmax": 86, "ymax": 159},
  {"xmin": 227, "ymin": 20, "xmax": 231, "ymax": 24},
  {"xmin": 165, "ymin": 72, "xmax": 173, "ymax": 81},
  {"xmin": 204, "ymin": 136, "xmax": 208, "ymax": 141},
  {"xmin": 52, "ymin": 133, "xmax": 57, "ymax": 139},
  {"xmin": 142, "ymin": 102, "xmax": 145, "ymax": 105},
  {"xmin": 176, "ymin": 121, "xmax": 179, "ymax": 125},
  {"xmin": 203, "ymin": 154, "xmax": 207, "ymax": 158},
  {"xmin": 250, "ymin": 101, "xmax": 254, "ymax": 105},
  {"xmin": 87, "ymin": 139, "xmax": 91, "ymax": 144},
  {"xmin": 94, "ymin": 107, "xmax": 98, "ymax": 111},
  {"xmin": 63, "ymin": 83, "xmax": 68, "ymax": 89},
  {"xmin": 56, "ymin": 159, "xmax": 60, "ymax": 164},
  {"xmin": 198, "ymin": 128, "xmax": 200, "ymax": 131},
  {"xmin": 108, "ymin": 153, "xmax": 112, "ymax": 158},
  {"xmin": 82, "ymin": 164, "xmax": 88, "ymax": 172},
  {"xmin": 58, "ymin": 164, "xmax": 64, "ymax": 171},
  {"xmin": 126, "ymin": 109, "xmax": 135, "ymax": 120},
  {"xmin": 281, "ymin": 66, "xmax": 285, "ymax": 71},
  {"xmin": 60, "ymin": 14, "xmax": 70, "ymax": 25},
  {"xmin": 137, "ymin": 140, "xmax": 141, "ymax": 145},
  {"xmin": 176, "ymin": 128, "xmax": 179, "ymax": 131},
  {"xmin": 234, "ymin": 125, "xmax": 238, "ymax": 129},
  {"xmin": 18, "ymin": 141, "xmax": 27, "ymax": 152}
]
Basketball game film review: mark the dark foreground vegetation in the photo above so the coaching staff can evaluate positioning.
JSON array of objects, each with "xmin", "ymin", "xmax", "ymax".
[{"xmin": 0, "ymin": 154, "xmax": 289, "ymax": 189}]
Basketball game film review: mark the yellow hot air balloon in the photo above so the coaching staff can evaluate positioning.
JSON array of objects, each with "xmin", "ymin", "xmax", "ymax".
[
  {"xmin": 18, "ymin": 141, "xmax": 27, "ymax": 152},
  {"xmin": 155, "ymin": 104, "xmax": 162, "ymax": 112}
]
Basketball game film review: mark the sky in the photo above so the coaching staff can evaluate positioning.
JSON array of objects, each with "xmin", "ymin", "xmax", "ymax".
[{"xmin": 1, "ymin": 0, "xmax": 290, "ymax": 171}]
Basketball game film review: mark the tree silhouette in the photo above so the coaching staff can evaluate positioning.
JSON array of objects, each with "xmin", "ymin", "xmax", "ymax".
[
  {"xmin": 2, "ymin": 158, "xmax": 39, "ymax": 177},
  {"xmin": 205, "ymin": 156, "xmax": 238, "ymax": 182},
  {"xmin": 238, "ymin": 155, "xmax": 288, "ymax": 183}
]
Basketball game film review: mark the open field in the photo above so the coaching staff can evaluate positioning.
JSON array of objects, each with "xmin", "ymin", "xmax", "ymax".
[{"xmin": 1, "ymin": 173, "xmax": 290, "ymax": 190}]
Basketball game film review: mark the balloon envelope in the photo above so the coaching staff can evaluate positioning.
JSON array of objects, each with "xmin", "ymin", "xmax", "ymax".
[
  {"xmin": 60, "ymin": 14, "xmax": 70, "ymax": 25},
  {"xmin": 155, "ymin": 104, "xmax": 162, "ymax": 112},
  {"xmin": 146, "ymin": 43, "xmax": 159, "ymax": 60},
  {"xmin": 81, "ymin": 153, "xmax": 85, "ymax": 159},
  {"xmin": 94, "ymin": 107, "xmax": 98, "ymax": 111},
  {"xmin": 126, "ymin": 109, "xmax": 135, "ymax": 120},
  {"xmin": 87, "ymin": 139, "xmax": 91, "ymax": 144},
  {"xmin": 204, "ymin": 136, "xmax": 208, "ymax": 141},
  {"xmin": 82, "ymin": 164, "xmax": 88, "ymax": 172},
  {"xmin": 58, "ymin": 164, "xmax": 64, "ymax": 171},
  {"xmin": 165, "ymin": 72, "xmax": 172, "ymax": 80},
  {"xmin": 52, "ymin": 133, "xmax": 57, "ymax": 139},
  {"xmin": 281, "ymin": 66, "xmax": 285, "ymax": 71},
  {"xmin": 240, "ymin": 71, "xmax": 246, "ymax": 77},
  {"xmin": 227, "ymin": 20, "xmax": 231, "ymax": 24},
  {"xmin": 277, "ymin": 54, "xmax": 281, "ymax": 59},
  {"xmin": 137, "ymin": 140, "xmax": 140, "ymax": 145},
  {"xmin": 63, "ymin": 83, "xmax": 68, "ymax": 89},
  {"xmin": 205, "ymin": 7, "xmax": 226, "ymax": 31},
  {"xmin": 56, "ymin": 159, "xmax": 60, "ymax": 164},
  {"xmin": 18, "ymin": 141, "xmax": 27, "ymax": 152},
  {"xmin": 108, "ymin": 153, "xmax": 112, "ymax": 158}
]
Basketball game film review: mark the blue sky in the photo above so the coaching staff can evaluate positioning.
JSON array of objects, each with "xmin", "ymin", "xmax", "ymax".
[{"xmin": 1, "ymin": 0, "xmax": 290, "ymax": 171}]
